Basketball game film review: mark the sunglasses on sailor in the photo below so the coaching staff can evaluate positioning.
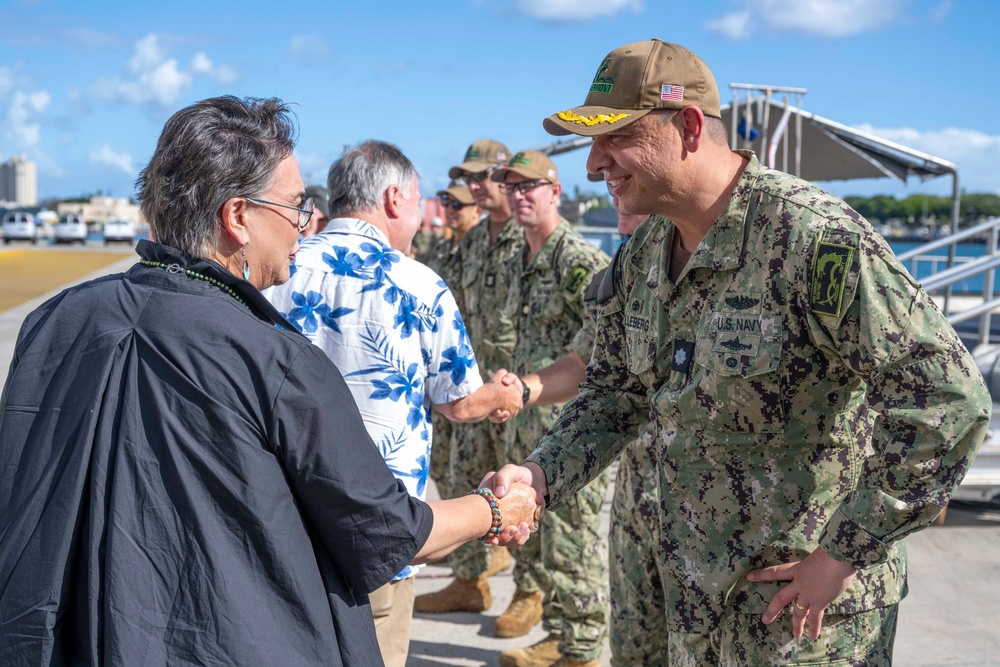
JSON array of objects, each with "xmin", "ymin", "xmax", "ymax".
[
  {"xmin": 245, "ymin": 196, "xmax": 315, "ymax": 232},
  {"xmin": 440, "ymin": 196, "xmax": 476, "ymax": 211},
  {"xmin": 462, "ymin": 166, "xmax": 498, "ymax": 184},
  {"xmin": 499, "ymin": 179, "xmax": 552, "ymax": 196}
]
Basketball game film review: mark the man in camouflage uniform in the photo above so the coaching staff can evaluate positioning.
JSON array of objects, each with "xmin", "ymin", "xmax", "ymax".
[
  {"xmin": 594, "ymin": 205, "xmax": 664, "ymax": 667},
  {"xmin": 424, "ymin": 181, "xmax": 482, "ymax": 486},
  {"xmin": 503, "ymin": 203, "xmax": 657, "ymax": 666},
  {"xmin": 493, "ymin": 151, "xmax": 610, "ymax": 667},
  {"xmin": 415, "ymin": 140, "xmax": 522, "ymax": 615},
  {"xmin": 491, "ymin": 39, "xmax": 991, "ymax": 666},
  {"xmin": 422, "ymin": 181, "xmax": 481, "ymax": 287}
]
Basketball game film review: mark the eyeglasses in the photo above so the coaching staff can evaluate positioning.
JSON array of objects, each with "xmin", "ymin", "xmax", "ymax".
[
  {"xmin": 499, "ymin": 180, "xmax": 551, "ymax": 195},
  {"xmin": 463, "ymin": 166, "xmax": 497, "ymax": 184},
  {"xmin": 440, "ymin": 197, "xmax": 475, "ymax": 211},
  {"xmin": 245, "ymin": 196, "xmax": 315, "ymax": 232}
]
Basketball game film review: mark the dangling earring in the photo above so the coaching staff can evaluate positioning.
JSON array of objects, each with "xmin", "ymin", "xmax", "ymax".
[{"xmin": 241, "ymin": 243, "xmax": 251, "ymax": 281}]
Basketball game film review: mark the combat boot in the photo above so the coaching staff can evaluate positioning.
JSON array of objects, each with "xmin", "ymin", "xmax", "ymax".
[
  {"xmin": 493, "ymin": 588, "xmax": 543, "ymax": 638},
  {"xmin": 550, "ymin": 658, "xmax": 600, "ymax": 667},
  {"xmin": 498, "ymin": 633, "xmax": 560, "ymax": 667},
  {"xmin": 484, "ymin": 546, "xmax": 513, "ymax": 577},
  {"xmin": 413, "ymin": 576, "xmax": 491, "ymax": 613}
]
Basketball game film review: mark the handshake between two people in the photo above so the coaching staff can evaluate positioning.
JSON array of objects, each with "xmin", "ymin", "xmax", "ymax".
[
  {"xmin": 436, "ymin": 368, "xmax": 524, "ymax": 425},
  {"xmin": 486, "ymin": 351, "xmax": 587, "ymax": 423},
  {"xmin": 475, "ymin": 461, "xmax": 550, "ymax": 547},
  {"xmin": 481, "ymin": 368, "xmax": 526, "ymax": 424},
  {"xmin": 451, "ymin": 351, "xmax": 583, "ymax": 425}
]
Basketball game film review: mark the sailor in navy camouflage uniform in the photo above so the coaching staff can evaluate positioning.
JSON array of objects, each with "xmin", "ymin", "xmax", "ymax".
[{"xmin": 490, "ymin": 39, "xmax": 990, "ymax": 666}]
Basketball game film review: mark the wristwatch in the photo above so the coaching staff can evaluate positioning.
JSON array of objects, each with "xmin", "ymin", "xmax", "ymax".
[{"xmin": 522, "ymin": 382, "xmax": 531, "ymax": 407}]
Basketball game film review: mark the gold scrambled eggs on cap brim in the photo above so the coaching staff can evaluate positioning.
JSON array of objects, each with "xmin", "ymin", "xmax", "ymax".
[{"xmin": 542, "ymin": 105, "xmax": 653, "ymax": 137}]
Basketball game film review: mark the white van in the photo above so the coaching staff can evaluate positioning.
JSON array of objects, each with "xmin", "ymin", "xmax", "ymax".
[
  {"xmin": 103, "ymin": 218, "xmax": 136, "ymax": 244},
  {"xmin": 54, "ymin": 214, "xmax": 88, "ymax": 244},
  {"xmin": 2, "ymin": 212, "xmax": 38, "ymax": 244}
]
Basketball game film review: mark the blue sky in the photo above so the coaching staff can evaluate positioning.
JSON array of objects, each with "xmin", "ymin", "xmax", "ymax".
[{"xmin": 2, "ymin": 0, "xmax": 998, "ymax": 203}]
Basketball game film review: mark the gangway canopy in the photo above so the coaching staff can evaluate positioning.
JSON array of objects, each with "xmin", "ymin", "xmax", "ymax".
[{"xmin": 720, "ymin": 96, "xmax": 957, "ymax": 184}]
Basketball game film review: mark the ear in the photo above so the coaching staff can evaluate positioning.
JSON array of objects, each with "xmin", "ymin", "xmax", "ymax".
[
  {"xmin": 384, "ymin": 184, "xmax": 404, "ymax": 219},
  {"xmin": 219, "ymin": 196, "xmax": 251, "ymax": 246},
  {"xmin": 678, "ymin": 105, "xmax": 706, "ymax": 152},
  {"xmin": 550, "ymin": 182, "xmax": 563, "ymax": 199}
]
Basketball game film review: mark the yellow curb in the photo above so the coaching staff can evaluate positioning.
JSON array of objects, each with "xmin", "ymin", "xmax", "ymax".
[{"xmin": 0, "ymin": 249, "xmax": 133, "ymax": 313}]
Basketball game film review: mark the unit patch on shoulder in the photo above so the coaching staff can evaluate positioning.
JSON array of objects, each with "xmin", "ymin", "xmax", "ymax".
[
  {"xmin": 564, "ymin": 264, "xmax": 592, "ymax": 297},
  {"xmin": 810, "ymin": 242, "xmax": 854, "ymax": 317}
]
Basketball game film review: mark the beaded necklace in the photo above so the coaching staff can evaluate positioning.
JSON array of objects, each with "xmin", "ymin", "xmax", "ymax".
[{"xmin": 140, "ymin": 259, "xmax": 249, "ymax": 309}]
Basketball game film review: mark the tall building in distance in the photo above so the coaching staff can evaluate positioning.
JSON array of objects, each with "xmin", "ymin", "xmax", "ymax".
[{"xmin": 0, "ymin": 156, "xmax": 38, "ymax": 207}]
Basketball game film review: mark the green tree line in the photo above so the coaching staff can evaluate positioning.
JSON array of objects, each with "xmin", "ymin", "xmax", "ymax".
[{"xmin": 842, "ymin": 193, "xmax": 1000, "ymax": 225}]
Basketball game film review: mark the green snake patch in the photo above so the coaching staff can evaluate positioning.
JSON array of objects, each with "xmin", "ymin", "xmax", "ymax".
[
  {"xmin": 810, "ymin": 242, "xmax": 854, "ymax": 317},
  {"xmin": 564, "ymin": 264, "xmax": 592, "ymax": 297}
]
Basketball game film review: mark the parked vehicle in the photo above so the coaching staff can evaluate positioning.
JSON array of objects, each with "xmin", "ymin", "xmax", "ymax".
[
  {"xmin": 103, "ymin": 218, "xmax": 136, "ymax": 245},
  {"xmin": 54, "ymin": 214, "xmax": 88, "ymax": 244},
  {"xmin": 2, "ymin": 211, "xmax": 38, "ymax": 244},
  {"xmin": 36, "ymin": 210, "xmax": 58, "ymax": 241}
]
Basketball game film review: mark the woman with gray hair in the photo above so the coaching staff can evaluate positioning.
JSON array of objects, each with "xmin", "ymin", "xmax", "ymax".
[{"xmin": 0, "ymin": 96, "xmax": 538, "ymax": 667}]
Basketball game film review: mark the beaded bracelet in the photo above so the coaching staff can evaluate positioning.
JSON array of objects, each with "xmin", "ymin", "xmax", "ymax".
[{"xmin": 468, "ymin": 488, "xmax": 503, "ymax": 542}]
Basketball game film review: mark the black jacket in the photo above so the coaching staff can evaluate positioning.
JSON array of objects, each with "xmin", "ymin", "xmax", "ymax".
[{"xmin": 0, "ymin": 240, "xmax": 432, "ymax": 666}]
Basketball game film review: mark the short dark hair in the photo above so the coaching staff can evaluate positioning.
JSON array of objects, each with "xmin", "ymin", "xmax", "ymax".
[
  {"xmin": 327, "ymin": 140, "xmax": 417, "ymax": 219},
  {"xmin": 136, "ymin": 96, "xmax": 297, "ymax": 256}
]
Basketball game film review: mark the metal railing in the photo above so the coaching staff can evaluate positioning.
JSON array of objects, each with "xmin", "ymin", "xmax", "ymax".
[{"xmin": 896, "ymin": 216, "xmax": 1000, "ymax": 348}]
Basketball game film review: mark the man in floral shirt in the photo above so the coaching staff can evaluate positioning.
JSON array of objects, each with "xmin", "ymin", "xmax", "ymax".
[{"xmin": 266, "ymin": 139, "xmax": 523, "ymax": 667}]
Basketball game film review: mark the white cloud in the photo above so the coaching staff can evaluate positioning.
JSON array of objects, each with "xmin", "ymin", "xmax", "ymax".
[
  {"xmin": 514, "ymin": 0, "xmax": 644, "ymax": 22},
  {"xmin": 128, "ymin": 34, "xmax": 165, "ymax": 74},
  {"xmin": 288, "ymin": 34, "xmax": 331, "ymax": 61},
  {"xmin": 93, "ymin": 33, "xmax": 238, "ymax": 108},
  {"xmin": 705, "ymin": 10, "xmax": 753, "ymax": 40},
  {"xmin": 4, "ymin": 90, "xmax": 51, "ymax": 149},
  {"xmin": 188, "ymin": 52, "xmax": 238, "ymax": 86},
  {"xmin": 707, "ymin": 0, "xmax": 909, "ymax": 39},
  {"xmin": 90, "ymin": 144, "xmax": 136, "ymax": 175},
  {"xmin": 190, "ymin": 52, "xmax": 213, "ymax": 74},
  {"xmin": 856, "ymin": 124, "xmax": 1000, "ymax": 194}
]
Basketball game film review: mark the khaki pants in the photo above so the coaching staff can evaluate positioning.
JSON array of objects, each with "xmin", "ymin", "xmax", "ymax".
[{"xmin": 370, "ymin": 577, "xmax": 416, "ymax": 667}]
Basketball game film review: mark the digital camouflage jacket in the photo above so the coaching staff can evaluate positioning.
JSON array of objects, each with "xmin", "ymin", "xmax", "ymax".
[
  {"xmin": 455, "ymin": 216, "xmax": 525, "ymax": 376},
  {"xmin": 527, "ymin": 153, "xmax": 991, "ymax": 633},
  {"xmin": 506, "ymin": 219, "xmax": 609, "ymax": 457}
]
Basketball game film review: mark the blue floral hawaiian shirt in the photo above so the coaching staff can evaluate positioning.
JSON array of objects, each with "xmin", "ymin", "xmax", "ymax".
[{"xmin": 266, "ymin": 218, "xmax": 483, "ymax": 580}]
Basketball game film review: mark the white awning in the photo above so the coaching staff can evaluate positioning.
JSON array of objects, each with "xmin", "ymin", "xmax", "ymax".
[{"xmin": 721, "ymin": 96, "xmax": 957, "ymax": 184}]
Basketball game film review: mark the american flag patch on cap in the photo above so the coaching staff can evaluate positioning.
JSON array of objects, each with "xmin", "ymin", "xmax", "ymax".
[{"xmin": 661, "ymin": 85, "xmax": 684, "ymax": 101}]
